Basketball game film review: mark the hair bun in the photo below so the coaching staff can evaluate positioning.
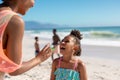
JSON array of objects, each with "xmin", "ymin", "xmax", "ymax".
[{"xmin": 70, "ymin": 30, "xmax": 82, "ymax": 40}]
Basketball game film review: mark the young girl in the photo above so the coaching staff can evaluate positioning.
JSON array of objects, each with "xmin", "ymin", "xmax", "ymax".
[{"xmin": 50, "ymin": 30, "xmax": 87, "ymax": 80}]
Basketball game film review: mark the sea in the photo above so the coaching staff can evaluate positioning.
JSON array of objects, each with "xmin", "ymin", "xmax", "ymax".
[{"xmin": 25, "ymin": 26, "xmax": 120, "ymax": 47}]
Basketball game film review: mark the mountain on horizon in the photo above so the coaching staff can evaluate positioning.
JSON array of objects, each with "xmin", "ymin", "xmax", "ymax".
[
  {"xmin": 25, "ymin": 21, "xmax": 120, "ymax": 30},
  {"xmin": 25, "ymin": 21, "xmax": 64, "ymax": 30}
]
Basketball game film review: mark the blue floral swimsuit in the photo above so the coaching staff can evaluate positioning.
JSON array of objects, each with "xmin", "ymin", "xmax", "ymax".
[{"xmin": 54, "ymin": 58, "xmax": 80, "ymax": 80}]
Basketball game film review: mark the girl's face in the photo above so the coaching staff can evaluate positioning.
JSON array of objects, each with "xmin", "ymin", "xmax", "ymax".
[
  {"xmin": 60, "ymin": 35, "xmax": 75, "ymax": 56},
  {"xmin": 18, "ymin": 0, "xmax": 35, "ymax": 15}
]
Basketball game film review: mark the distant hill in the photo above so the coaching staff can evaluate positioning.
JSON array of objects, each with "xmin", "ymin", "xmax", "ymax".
[
  {"xmin": 25, "ymin": 21, "xmax": 63, "ymax": 30},
  {"xmin": 25, "ymin": 21, "xmax": 120, "ymax": 30}
]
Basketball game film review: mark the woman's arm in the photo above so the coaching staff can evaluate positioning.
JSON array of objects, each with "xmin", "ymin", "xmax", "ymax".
[
  {"xmin": 5, "ymin": 15, "xmax": 52, "ymax": 75},
  {"xmin": 5, "ymin": 15, "xmax": 24, "ymax": 65}
]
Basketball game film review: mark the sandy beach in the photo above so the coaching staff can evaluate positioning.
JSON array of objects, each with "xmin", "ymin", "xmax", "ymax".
[{"xmin": 4, "ymin": 34, "xmax": 120, "ymax": 80}]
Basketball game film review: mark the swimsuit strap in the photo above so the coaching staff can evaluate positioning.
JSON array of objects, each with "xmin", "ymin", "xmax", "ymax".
[
  {"xmin": 57, "ymin": 57, "xmax": 62, "ymax": 68},
  {"xmin": 73, "ymin": 59, "xmax": 78, "ymax": 70}
]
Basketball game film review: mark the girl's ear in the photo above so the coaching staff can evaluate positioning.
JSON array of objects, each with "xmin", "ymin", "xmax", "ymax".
[{"xmin": 73, "ymin": 45, "xmax": 78, "ymax": 51}]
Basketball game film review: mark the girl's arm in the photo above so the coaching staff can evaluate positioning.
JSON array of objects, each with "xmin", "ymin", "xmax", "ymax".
[
  {"xmin": 78, "ymin": 61, "xmax": 88, "ymax": 80},
  {"xmin": 50, "ymin": 59, "xmax": 58, "ymax": 80}
]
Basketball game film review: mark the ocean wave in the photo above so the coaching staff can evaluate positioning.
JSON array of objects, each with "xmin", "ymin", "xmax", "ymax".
[
  {"xmin": 25, "ymin": 30, "xmax": 120, "ymax": 47},
  {"xmin": 87, "ymin": 31, "xmax": 120, "ymax": 39},
  {"xmin": 25, "ymin": 30, "xmax": 120, "ymax": 39}
]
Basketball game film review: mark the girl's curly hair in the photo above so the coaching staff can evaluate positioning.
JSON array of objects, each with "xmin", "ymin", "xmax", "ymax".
[
  {"xmin": 70, "ymin": 30, "xmax": 83, "ymax": 56},
  {"xmin": 70, "ymin": 29, "xmax": 82, "ymax": 40}
]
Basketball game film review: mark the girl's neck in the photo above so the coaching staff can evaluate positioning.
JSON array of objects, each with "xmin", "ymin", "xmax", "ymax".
[{"xmin": 62, "ymin": 56, "xmax": 76, "ymax": 63}]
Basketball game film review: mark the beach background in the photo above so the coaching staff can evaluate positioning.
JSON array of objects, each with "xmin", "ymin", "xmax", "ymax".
[
  {"xmin": 5, "ymin": 26, "xmax": 120, "ymax": 80},
  {"xmin": 1, "ymin": 0, "xmax": 120, "ymax": 80}
]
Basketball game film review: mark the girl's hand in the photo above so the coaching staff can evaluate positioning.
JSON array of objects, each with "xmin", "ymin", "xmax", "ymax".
[{"xmin": 36, "ymin": 43, "xmax": 52, "ymax": 63}]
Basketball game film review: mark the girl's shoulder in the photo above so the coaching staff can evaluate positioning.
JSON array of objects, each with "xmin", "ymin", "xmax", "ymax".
[
  {"xmin": 52, "ymin": 57, "xmax": 62, "ymax": 65},
  {"xmin": 53, "ymin": 56, "xmax": 62, "ymax": 62},
  {"xmin": 77, "ymin": 59, "xmax": 87, "ymax": 74},
  {"xmin": 77, "ymin": 58, "xmax": 86, "ymax": 68}
]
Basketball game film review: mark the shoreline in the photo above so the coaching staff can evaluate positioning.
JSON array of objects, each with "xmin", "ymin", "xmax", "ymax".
[
  {"xmin": 81, "ymin": 38, "xmax": 120, "ymax": 47},
  {"xmin": 81, "ymin": 44, "xmax": 120, "ymax": 61}
]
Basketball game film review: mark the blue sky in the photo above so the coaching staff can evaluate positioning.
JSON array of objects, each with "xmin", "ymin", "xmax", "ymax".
[{"xmin": 0, "ymin": 0, "xmax": 120, "ymax": 27}]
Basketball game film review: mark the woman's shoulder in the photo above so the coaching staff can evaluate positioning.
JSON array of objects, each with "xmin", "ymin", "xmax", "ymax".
[
  {"xmin": 8, "ymin": 15, "xmax": 24, "ymax": 30},
  {"xmin": 10, "ymin": 15, "xmax": 24, "ymax": 24}
]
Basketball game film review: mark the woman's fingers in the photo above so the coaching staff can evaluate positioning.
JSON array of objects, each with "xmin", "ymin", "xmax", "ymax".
[
  {"xmin": 40, "ymin": 43, "xmax": 52, "ymax": 57},
  {"xmin": 45, "ymin": 46, "xmax": 51, "ymax": 53},
  {"xmin": 42, "ymin": 43, "xmax": 50, "ymax": 52},
  {"xmin": 44, "ymin": 47, "xmax": 52, "ymax": 57}
]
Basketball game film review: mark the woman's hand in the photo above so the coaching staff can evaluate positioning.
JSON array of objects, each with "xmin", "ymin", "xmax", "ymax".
[
  {"xmin": 9, "ymin": 43, "xmax": 52, "ymax": 76},
  {"xmin": 36, "ymin": 43, "xmax": 52, "ymax": 63}
]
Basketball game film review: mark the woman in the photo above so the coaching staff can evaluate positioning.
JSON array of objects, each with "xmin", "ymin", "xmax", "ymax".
[{"xmin": 0, "ymin": 0, "xmax": 52, "ymax": 79}]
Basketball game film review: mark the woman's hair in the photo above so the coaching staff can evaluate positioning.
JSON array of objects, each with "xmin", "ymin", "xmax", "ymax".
[
  {"xmin": 70, "ymin": 30, "xmax": 82, "ymax": 56},
  {"xmin": 0, "ymin": 0, "xmax": 16, "ymax": 6},
  {"xmin": 1, "ymin": 0, "xmax": 10, "ymax": 5},
  {"xmin": 1, "ymin": 0, "xmax": 13, "ymax": 2}
]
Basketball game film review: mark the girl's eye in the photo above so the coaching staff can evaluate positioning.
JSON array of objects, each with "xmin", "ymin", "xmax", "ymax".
[
  {"xmin": 65, "ymin": 40, "xmax": 69, "ymax": 43},
  {"xmin": 61, "ymin": 40, "xmax": 69, "ymax": 43}
]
